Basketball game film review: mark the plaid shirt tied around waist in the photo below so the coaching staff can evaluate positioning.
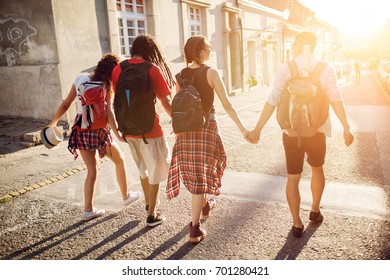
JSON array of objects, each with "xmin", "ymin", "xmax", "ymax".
[
  {"xmin": 68, "ymin": 126, "xmax": 112, "ymax": 160},
  {"xmin": 166, "ymin": 120, "xmax": 227, "ymax": 199}
]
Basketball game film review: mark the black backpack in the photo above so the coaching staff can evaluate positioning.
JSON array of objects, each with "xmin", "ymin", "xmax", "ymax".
[
  {"xmin": 276, "ymin": 60, "xmax": 329, "ymax": 146},
  {"xmin": 114, "ymin": 60, "xmax": 155, "ymax": 143},
  {"xmin": 171, "ymin": 67, "xmax": 208, "ymax": 133}
]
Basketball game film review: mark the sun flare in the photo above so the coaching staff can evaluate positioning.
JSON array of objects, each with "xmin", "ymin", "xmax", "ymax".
[{"xmin": 301, "ymin": 0, "xmax": 389, "ymax": 35}]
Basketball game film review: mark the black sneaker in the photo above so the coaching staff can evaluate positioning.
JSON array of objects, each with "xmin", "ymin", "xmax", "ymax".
[{"xmin": 146, "ymin": 213, "xmax": 166, "ymax": 227}]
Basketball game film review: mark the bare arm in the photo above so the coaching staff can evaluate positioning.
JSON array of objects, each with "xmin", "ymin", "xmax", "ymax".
[
  {"xmin": 106, "ymin": 87, "xmax": 125, "ymax": 142},
  {"xmin": 208, "ymin": 68, "xmax": 248, "ymax": 136},
  {"xmin": 160, "ymin": 95, "xmax": 172, "ymax": 117},
  {"xmin": 331, "ymin": 101, "xmax": 354, "ymax": 146},
  {"xmin": 48, "ymin": 84, "xmax": 77, "ymax": 127},
  {"xmin": 246, "ymin": 102, "xmax": 276, "ymax": 144}
]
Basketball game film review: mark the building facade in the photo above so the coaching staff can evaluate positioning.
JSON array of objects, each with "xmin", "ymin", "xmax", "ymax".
[{"xmin": 0, "ymin": 0, "xmax": 336, "ymax": 125}]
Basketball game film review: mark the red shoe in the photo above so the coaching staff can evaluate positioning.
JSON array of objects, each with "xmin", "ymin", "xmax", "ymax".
[
  {"xmin": 189, "ymin": 222, "xmax": 207, "ymax": 243},
  {"xmin": 201, "ymin": 198, "xmax": 216, "ymax": 220}
]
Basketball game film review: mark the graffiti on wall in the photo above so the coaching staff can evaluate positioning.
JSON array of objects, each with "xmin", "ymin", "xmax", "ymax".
[{"xmin": 0, "ymin": 18, "xmax": 37, "ymax": 66}]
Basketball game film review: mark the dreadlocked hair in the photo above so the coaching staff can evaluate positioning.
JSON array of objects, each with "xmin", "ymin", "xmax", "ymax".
[
  {"xmin": 131, "ymin": 34, "xmax": 175, "ymax": 89},
  {"xmin": 184, "ymin": 35, "xmax": 206, "ymax": 66},
  {"xmin": 92, "ymin": 53, "xmax": 120, "ymax": 89}
]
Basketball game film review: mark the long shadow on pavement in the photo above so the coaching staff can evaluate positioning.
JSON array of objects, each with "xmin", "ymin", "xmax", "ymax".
[
  {"xmin": 95, "ymin": 226, "xmax": 152, "ymax": 259},
  {"xmin": 2, "ymin": 213, "xmax": 118, "ymax": 260},
  {"xmin": 145, "ymin": 225, "xmax": 193, "ymax": 260},
  {"xmin": 274, "ymin": 222, "xmax": 321, "ymax": 260},
  {"xmin": 73, "ymin": 220, "xmax": 140, "ymax": 260}
]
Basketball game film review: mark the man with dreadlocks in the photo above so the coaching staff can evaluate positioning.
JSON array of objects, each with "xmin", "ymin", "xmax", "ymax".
[
  {"xmin": 48, "ymin": 53, "xmax": 141, "ymax": 222},
  {"xmin": 111, "ymin": 34, "xmax": 175, "ymax": 227}
]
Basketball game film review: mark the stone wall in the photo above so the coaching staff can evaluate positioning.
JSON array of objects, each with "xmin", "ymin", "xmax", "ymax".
[{"xmin": 0, "ymin": 0, "xmax": 110, "ymax": 123}]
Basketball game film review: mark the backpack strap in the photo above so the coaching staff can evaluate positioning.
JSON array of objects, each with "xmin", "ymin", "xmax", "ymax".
[
  {"xmin": 175, "ymin": 71, "xmax": 185, "ymax": 88},
  {"xmin": 288, "ymin": 60, "xmax": 326, "ymax": 80},
  {"xmin": 119, "ymin": 59, "xmax": 130, "ymax": 71},
  {"xmin": 175, "ymin": 65, "xmax": 207, "ymax": 88},
  {"xmin": 287, "ymin": 60, "xmax": 300, "ymax": 78},
  {"xmin": 310, "ymin": 61, "xmax": 327, "ymax": 80}
]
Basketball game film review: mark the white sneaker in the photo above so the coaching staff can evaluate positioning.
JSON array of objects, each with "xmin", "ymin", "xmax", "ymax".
[
  {"xmin": 123, "ymin": 191, "xmax": 141, "ymax": 207},
  {"xmin": 83, "ymin": 208, "xmax": 105, "ymax": 221}
]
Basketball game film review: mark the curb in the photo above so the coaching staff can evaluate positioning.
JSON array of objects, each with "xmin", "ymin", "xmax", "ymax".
[{"xmin": 0, "ymin": 156, "xmax": 111, "ymax": 204}]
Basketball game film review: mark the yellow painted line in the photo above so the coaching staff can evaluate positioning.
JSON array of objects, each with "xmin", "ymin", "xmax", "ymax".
[{"xmin": 0, "ymin": 159, "xmax": 106, "ymax": 205}]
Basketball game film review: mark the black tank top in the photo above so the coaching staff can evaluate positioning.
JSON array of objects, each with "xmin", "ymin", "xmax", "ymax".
[{"xmin": 180, "ymin": 66, "xmax": 215, "ymax": 114}]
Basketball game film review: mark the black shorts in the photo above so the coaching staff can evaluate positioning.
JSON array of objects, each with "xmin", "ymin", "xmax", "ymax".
[{"xmin": 283, "ymin": 132, "xmax": 326, "ymax": 174}]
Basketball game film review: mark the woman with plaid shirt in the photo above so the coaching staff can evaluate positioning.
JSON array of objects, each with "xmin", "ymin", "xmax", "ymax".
[
  {"xmin": 47, "ymin": 53, "xmax": 141, "ymax": 222},
  {"xmin": 167, "ymin": 36, "xmax": 249, "ymax": 243}
]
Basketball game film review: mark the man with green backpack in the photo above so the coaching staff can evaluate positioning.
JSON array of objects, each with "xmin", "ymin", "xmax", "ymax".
[{"xmin": 246, "ymin": 31, "xmax": 354, "ymax": 238}]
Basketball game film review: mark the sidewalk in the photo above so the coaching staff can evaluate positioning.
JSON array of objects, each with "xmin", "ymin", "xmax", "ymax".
[{"xmin": 0, "ymin": 116, "xmax": 67, "ymax": 154}]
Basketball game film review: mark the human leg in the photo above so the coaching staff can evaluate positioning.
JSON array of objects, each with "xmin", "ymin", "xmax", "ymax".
[
  {"xmin": 305, "ymin": 133, "xmax": 326, "ymax": 222},
  {"xmin": 283, "ymin": 133, "xmax": 304, "ymax": 227},
  {"xmin": 310, "ymin": 166, "xmax": 325, "ymax": 212},
  {"xmin": 126, "ymin": 138, "xmax": 149, "ymax": 208},
  {"xmin": 192, "ymin": 194, "xmax": 205, "ymax": 226},
  {"xmin": 106, "ymin": 142, "xmax": 141, "ymax": 205},
  {"xmin": 79, "ymin": 149, "xmax": 99, "ymax": 212},
  {"xmin": 148, "ymin": 182, "xmax": 160, "ymax": 217},
  {"xmin": 145, "ymin": 182, "xmax": 166, "ymax": 226},
  {"xmin": 140, "ymin": 177, "xmax": 150, "ymax": 208},
  {"xmin": 308, "ymin": 166, "xmax": 325, "ymax": 223},
  {"xmin": 286, "ymin": 173, "xmax": 303, "ymax": 229},
  {"xmin": 139, "ymin": 137, "xmax": 169, "ymax": 224},
  {"xmin": 106, "ymin": 142, "xmax": 128, "ymax": 199},
  {"xmin": 189, "ymin": 194, "xmax": 207, "ymax": 243},
  {"xmin": 201, "ymin": 197, "xmax": 217, "ymax": 220}
]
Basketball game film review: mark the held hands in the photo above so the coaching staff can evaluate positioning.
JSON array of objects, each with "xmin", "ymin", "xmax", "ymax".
[
  {"xmin": 241, "ymin": 128, "xmax": 250, "ymax": 143},
  {"xmin": 245, "ymin": 129, "xmax": 261, "ymax": 144}
]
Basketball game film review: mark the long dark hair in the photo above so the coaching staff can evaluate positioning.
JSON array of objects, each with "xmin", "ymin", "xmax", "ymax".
[
  {"xmin": 91, "ymin": 53, "xmax": 120, "ymax": 89},
  {"xmin": 131, "ymin": 34, "xmax": 175, "ymax": 89}
]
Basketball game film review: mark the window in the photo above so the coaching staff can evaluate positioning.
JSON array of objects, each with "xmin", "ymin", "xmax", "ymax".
[
  {"xmin": 116, "ymin": 0, "xmax": 147, "ymax": 57},
  {"xmin": 188, "ymin": 5, "xmax": 202, "ymax": 36}
]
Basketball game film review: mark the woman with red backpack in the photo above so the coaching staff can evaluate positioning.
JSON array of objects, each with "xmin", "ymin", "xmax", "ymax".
[{"xmin": 47, "ymin": 53, "xmax": 141, "ymax": 221}]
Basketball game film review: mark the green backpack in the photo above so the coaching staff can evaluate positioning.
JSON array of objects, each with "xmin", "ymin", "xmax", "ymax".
[{"xmin": 276, "ymin": 60, "xmax": 329, "ymax": 146}]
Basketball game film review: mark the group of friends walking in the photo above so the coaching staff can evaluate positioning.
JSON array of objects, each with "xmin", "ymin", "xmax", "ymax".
[{"xmin": 47, "ymin": 31, "xmax": 354, "ymax": 243}]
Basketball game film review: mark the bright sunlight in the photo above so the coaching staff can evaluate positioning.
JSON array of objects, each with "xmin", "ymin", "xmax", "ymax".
[{"xmin": 301, "ymin": 0, "xmax": 389, "ymax": 35}]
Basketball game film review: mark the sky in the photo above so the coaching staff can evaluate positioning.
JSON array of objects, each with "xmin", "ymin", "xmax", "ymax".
[{"xmin": 300, "ymin": 0, "xmax": 390, "ymax": 34}]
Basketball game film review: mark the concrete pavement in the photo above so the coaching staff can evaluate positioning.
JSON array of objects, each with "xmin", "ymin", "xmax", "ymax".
[
  {"xmin": 1, "ymin": 143, "xmax": 390, "ymax": 260},
  {"xmin": 25, "ymin": 149, "xmax": 389, "ymax": 221}
]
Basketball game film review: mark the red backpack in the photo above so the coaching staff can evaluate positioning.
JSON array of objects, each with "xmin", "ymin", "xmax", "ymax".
[{"xmin": 74, "ymin": 81, "xmax": 108, "ymax": 131}]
